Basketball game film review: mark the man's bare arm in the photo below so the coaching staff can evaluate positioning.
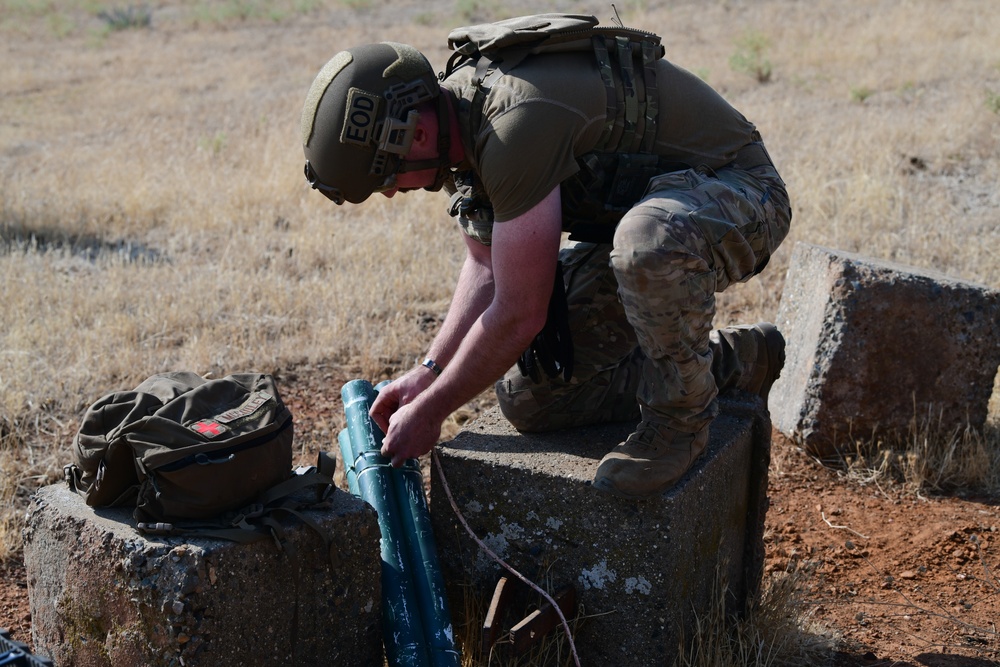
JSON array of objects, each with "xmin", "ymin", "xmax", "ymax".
[
  {"xmin": 370, "ymin": 232, "xmax": 495, "ymax": 433},
  {"xmin": 425, "ymin": 232, "xmax": 496, "ymax": 368},
  {"xmin": 377, "ymin": 186, "xmax": 564, "ymax": 464}
]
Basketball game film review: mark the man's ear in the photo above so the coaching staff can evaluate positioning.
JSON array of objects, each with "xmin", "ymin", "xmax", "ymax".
[{"xmin": 412, "ymin": 126, "xmax": 427, "ymax": 146}]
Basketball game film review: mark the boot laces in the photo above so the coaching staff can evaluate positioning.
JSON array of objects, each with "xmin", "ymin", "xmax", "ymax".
[{"xmin": 625, "ymin": 421, "xmax": 678, "ymax": 456}]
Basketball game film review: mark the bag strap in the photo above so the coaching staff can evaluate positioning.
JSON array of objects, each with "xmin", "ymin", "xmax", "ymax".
[{"xmin": 136, "ymin": 453, "xmax": 338, "ymax": 566}]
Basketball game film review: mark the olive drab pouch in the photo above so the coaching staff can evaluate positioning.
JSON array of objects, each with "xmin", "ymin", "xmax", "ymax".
[
  {"xmin": 447, "ymin": 14, "xmax": 600, "ymax": 68},
  {"xmin": 445, "ymin": 13, "xmax": 662, "ymax": 84},
  {"xmin": 66, "ymin": 372, "xmax": 305, "ymax": 524}
]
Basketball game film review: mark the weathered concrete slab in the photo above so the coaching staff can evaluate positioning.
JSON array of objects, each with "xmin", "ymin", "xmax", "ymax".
[
  {"xmin": 429, "ymin": 395, "xmax": 771, "ymax": 667},
  {"xmin": 24, "ymin": 484, "xmax": 383, "ymax": 667},
  {"xmin": 771, "ymin": 242, "xmax": 1000, "ymax": 458}
]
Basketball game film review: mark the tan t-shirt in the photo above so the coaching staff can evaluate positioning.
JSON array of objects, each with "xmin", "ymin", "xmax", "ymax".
[{"xmin": 442, "ymin": 50, "xmax": 756, "ymax": 225}]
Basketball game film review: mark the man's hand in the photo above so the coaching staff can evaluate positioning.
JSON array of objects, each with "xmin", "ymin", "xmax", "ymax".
[
  {"xmin": 369, "ymin": 365, "xmax": 442, "ymax": 467},
  {"xmin": 377, "ymin": 399, "xmax": 444, "ymax": 467},
  {"xmin": 369, "ymin": 365, "xmax": 435, "ymax": 434}
]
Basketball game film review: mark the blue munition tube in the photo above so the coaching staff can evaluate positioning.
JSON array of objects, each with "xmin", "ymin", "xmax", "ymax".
[
  {"xmin": 337, "ymin": 428, "xmax": 360, "ymax": 496},
  {"xmin": 371, "ymin": 378, "xmax": 458, "ymax": 665},
  {"xmin": 393, "ymin": 459, "xmax": 459, "ymax": 667},
  {"xmin": 342, "ymin": 380, "xmax": 431, "ymax": 667},
  {"xmin": 371, "ymin": 381, "xmax": 459, "ymax": 667}
]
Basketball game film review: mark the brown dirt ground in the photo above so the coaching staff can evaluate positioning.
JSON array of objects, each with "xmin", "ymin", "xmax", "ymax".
[{"xmin": 2, "ymin": 367, "xmax": 998, "ymax": 667}]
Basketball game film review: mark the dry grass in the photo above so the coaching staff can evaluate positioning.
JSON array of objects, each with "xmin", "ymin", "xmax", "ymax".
[
  {"xmin": 454, "ymin": 579, "xmax": 585, "ymax": 667},
  {"xmin": 451, "ymin": 561, "xmax": 834, "ymax": 667},
  {"xmin": 675, "ymin": 566, "xmax": 836, "ymax": 667},
  {"xmin": 1, "ymin": 0, "xmax": 999, "ymax": 660},
  {"xmin": 836, "ymin": 416, "xmax": 1000, "ymax": 497}
]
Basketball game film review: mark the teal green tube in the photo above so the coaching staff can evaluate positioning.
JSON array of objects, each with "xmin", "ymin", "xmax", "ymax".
[
  {"xmin": 368, "ymin": 379, "xmax": 458, "ymax": 666},
  {"xmin": 342, "ymin": 380, "xmax": 431, "ymax": 667},
  {"xmin": 337, "ymin": 428, "xmax": 360, "ymax": 496},
  {"xmin": 392, "ymin": 458, "xmax": 459, "ymax": 667}
]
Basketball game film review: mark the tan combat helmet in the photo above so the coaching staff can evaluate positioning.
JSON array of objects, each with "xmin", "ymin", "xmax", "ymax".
[{"xmin": 301, "ymin": 42, "xmax": 447, "ymax": 204}]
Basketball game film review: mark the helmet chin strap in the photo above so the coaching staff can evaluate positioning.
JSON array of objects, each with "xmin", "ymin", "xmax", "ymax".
[{"xmin": 395, "ymin": 91, "xmax": 456, "ymax": 193}]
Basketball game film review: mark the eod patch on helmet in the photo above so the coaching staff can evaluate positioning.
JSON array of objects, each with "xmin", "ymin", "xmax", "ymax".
[
  {"xmin": 341, "ymin": 88, "xmax": 380, "ymax": 146},
  {"xmin": 301, "ymin": 42, "xmax": 443, "ymax": 204}
]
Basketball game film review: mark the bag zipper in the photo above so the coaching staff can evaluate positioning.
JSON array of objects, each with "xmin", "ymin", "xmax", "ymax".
[{"xmin": 153, "ymin": 415, "xmax": 292, "ymax": 473}]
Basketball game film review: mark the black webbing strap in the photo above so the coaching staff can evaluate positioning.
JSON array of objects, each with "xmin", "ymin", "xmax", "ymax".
[
  {"xmin": 592, "ymin": 34, "xmax": 661, "ymax": 155},
  {"xmin": 640, "ymin": 41, "xmax": 659, "ymax": 154},
  {"xmin": 615, "ymin": 36, "xmax": 639, "ymax": 153},
  {"xmin": 135, "ymin": 463, "xmax": 335, "ymax": 564},
  {"xmin": 592, "ymin": 35, "xmax": 617, "ymax": 149},
  {"xmin": 256, "ymin": 470, "xmax": 333, "ymax": 507}
]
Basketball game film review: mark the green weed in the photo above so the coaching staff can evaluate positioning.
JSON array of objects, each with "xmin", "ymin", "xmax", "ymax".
[
  {"xmin": 729, "ymin": 30, "xmax": 773, "ymax": 84},
  {"xmin": 986, "ymin": 90, "xmax": 1000, "ymax": 115},
  {"xmin": 850, "ymin": 86, "xmax": 874, "ymax": 103},
  {"xmin": 454, "ymin": 0, "xmax": 499, "ymax": 23},
  {"xmin": 48, "ymin": 11, "xmax": 74, "ymax": 37},
  {"xmin": 97, "ymin": 4, "xmax": 151, "ymax": 30},
  {"xmin": 198, "ymin": 131, "xmax": 228, "ymax": 155}
]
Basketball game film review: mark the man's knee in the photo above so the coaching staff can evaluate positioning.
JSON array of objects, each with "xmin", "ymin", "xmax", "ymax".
[
  {"xmin": 613, "ymin": 205, "xmax": 667, "ymax": 264},
  {"xmin": 611, "ymin": 202, "xmax": 709, "ymax": 276},
  {"xmin": 494, "ymin": 375, "xmax": 552, "ymax": 432},
  {"xmin": 611, "ymin": 205, "xmax": 714, "ymax": 309}
]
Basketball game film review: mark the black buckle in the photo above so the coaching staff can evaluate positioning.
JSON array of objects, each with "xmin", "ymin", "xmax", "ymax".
[{"xmin": 304, "ymin": 161, "xmax": 345, "ymax": 204}]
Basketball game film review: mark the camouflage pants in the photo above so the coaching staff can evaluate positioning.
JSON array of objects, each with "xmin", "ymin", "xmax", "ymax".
[{"xmin": 496, "ymin": 159, "xmax": 791, "ymax": 433}]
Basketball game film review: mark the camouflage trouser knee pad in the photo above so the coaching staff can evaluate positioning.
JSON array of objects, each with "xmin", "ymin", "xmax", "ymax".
[{"xmin": 610, "ymin": 198, "xmax": 719, "ymax": 429}]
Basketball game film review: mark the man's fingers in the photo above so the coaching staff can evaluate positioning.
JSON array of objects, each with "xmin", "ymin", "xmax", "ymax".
[
  {"xmin": 379, "ymin": 443, "xmax": 405, "ymax": 468},
  {"xmin": 370, "ymin": 387, "xmax": 399, "ymax": 415},
  {"xmin": 371, "ymin": 409, "xmax": 389, "ymax": 435}
]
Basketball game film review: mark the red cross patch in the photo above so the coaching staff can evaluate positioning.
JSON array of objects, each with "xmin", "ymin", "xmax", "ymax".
[{"xmin": 190, "ymin": 420, "xmax": 227, "ymax": 438}]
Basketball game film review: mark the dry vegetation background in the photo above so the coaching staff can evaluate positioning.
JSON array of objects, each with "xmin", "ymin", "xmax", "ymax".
[{"xmin": 1, "ymin": 0, "xmax": 999, "ymax": 662}]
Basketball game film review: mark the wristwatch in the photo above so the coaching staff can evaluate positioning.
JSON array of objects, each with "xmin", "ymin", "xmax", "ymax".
[{"xmin": 421, "ymin": 357, "xmax": 443, "ymax": 376}]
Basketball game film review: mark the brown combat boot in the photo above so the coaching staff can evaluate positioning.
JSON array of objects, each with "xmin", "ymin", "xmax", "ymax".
[
  {"xmin": 593, "ymin": 421, "xmax": 709, "ymax": 499},
  {"xmin": 711, "ymin": 322, "xmax": 786, "ymax": 402}
]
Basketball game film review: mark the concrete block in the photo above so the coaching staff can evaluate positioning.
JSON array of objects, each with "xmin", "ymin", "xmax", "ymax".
[
  {"xmin": 771, "ymin": 242, "xmax": 1000, "ymax": 458},
  {"xmin": 23, "ymin": 484, "xmax": 383, "ymax": 667},
  {"xmin": 429, "ymin": 396, "xmax": 771, "ymax": 667}
]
